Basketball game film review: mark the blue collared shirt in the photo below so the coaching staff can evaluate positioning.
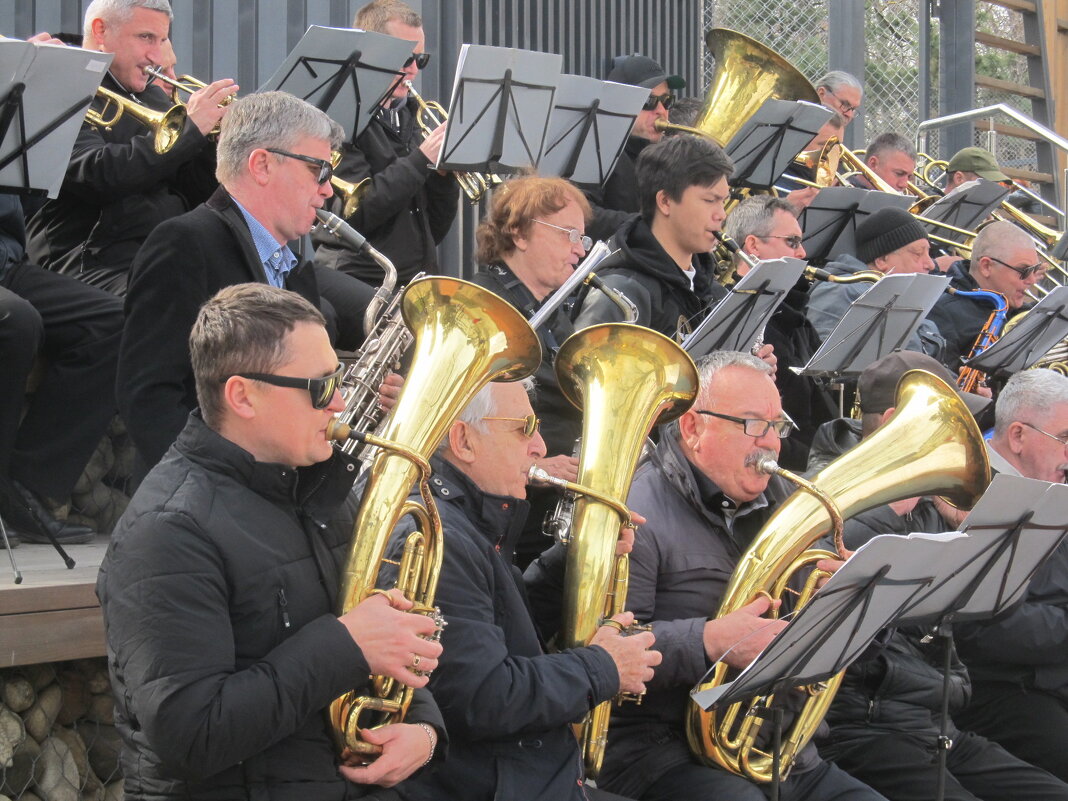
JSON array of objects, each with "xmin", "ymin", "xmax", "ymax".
[{"xmin": 232, "ymin": 198, "xmax": 297, "ymax": 288}]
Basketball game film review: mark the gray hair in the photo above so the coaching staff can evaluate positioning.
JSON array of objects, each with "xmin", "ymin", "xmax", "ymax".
[
  {"xmin": 695, "ymin": 350, "xmax": 773, "ymax": 404},
  {"xmin": 436, "ymin": 378, "xmax": 536, "ymax": 454},
  {"xmin": 215, "ymin": 91, "xmax": 344, "ymax": 184},
  {"xmin": 865, "ymin": 132, "xmax": 916, "ymax": 162},
  {"xmin": 816, "ymin": 70, "xmax": 863, "ymax": 98},
  {"xmin": 994, "ymin": 369, "xmax": 1068, "ymax": 435},
  {"xmin": 971, "ymin": 220, "xmax": 1036, "ymax": 267},
  {"xmin": 83, "ymin": 0, "xmax": 172, "ymax": 40},
  {"xmin": 723, "ymin": 195, "xmax": 796, "ymax": 257}
]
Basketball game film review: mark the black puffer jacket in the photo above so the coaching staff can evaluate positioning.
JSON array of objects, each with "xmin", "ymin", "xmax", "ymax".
[
  {"xmin": 97, "ymin": 413, "xmax": 443, "ymax": 801},
  {"xmin": 381, "ymin": 457, "xmax": 619, "ymax": 801},
  {"xmin": 826, "ymin": 501, "xmax": 970, "ymax": 740},
  {"xmin": 313, "ymin": 101, "xmax": 459, "ymax": 287},
  {"xmin": 26, "ymin": 73, "xmax": 216, "ymax": 286},
  {"xmin": 572, "ymin": 214, "xmax": 725, "ymax": 341}
]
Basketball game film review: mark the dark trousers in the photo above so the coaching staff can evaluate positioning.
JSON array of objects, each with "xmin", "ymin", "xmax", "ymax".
[
  {"xmin": 0, "ymin": 260, "xmax": 122, "ymax": 499},
  {"xmin": 955, "ymin": 680, "xmax": 1068, "ymax": 783},
  {"xmin": 823, "ymin": 727, "xmax": 1068, "ymax": 801},
  {"xmin": 314, "ymin": 263, "xmax": 375, "ymax": 353}
]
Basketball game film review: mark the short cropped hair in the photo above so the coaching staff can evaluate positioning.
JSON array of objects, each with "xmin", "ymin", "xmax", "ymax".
[
  {"xmin": 723, "ymin": 195, "xmax": 796, "ymax": 248},
  {"xmin": 475, "ymin": 175, "xmax": 591, "ymax": 265},
  {"xmin": 816, "ymin": 70, "xmax": 863, "ymax": 98},
  {"xmin": 695, "ymin": 350, "xmax": 773, "ymax": 405},
  {"xmin": 994, "ymin": 369, "xmax": 1068, "ymax": 435},
  {"xmin": 216, "ymin": 91, "xmax": 344, "ymax": 184},
  {"xmin": 191, "ymin": 284, "xmax": 326, "ymax": 428},
  {"xmin": 865, "ymin": 132, "xmax": 916, "ymax": 163},
  {"xmin": 635, "ymin": 135, "xmax": 733, "ymax": 223},
  {"xmin": 83, "ymin": 0, "xmax": 172, "ymax": 40},
  {"xmin": 354, "ymin": 0, "xmax": 422, "ymax": 32},
  {"xmin": 970, "ymin": 220, "xmax": 1036, "ymax": 268}
]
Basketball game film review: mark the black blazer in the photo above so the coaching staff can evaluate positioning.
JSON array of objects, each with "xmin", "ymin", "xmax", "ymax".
[{"xmin": 117, "ymin": 187, "xmax": 320, "ymax": 470}]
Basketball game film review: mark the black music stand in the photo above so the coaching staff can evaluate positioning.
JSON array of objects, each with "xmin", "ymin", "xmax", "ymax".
[
  {"xmin": 725, "ymin": 99, "xmax": 833, "ymax": 190},
  {"xmin": 536, "ymin": 74, "xmax": 648, "ymax": 187},
  {"xmin": 919, "ymin": 180, "xmax": 1010, "ymax": 246},
  {"xmin": 258, "ymin": 26, "xmax": 415, "ymax": 142},
  {"xmin": 962, "ymin": 286, "xmax": 1068, "ymax": 379},
  {"xmin": 437, "ymin": 44, "xmax": 561, "ymax": 174},
  {"xmin": 799, "ymin": 274, "xmax": 949, "ymax": 378},
  {"xmin": 684, "ymin": 258, "xmax": 807, "ymax": 358},
  {"xmin": 798, "ymin": 187, "xmax": 914, "ymax": 265},
  {"xmin": 0, "ymin": 39, "xmax": 111, "ymax": 197}
]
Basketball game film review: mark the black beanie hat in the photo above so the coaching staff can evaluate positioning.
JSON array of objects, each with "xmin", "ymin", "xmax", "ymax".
[{"xmin": 855, "ymin": 207, "xmax": 926, "ymax": 264}]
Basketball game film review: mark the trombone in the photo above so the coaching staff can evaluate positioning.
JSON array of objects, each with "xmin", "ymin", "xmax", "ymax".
[{"xmin": 85, "ymin": 86, "xmax": 187, "ymax": 155}]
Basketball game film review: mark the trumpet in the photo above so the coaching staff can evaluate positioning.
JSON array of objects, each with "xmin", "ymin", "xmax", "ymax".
[
  {"xmin": 85, "ymin": 86, "xmax": 187, "ymax": 154},
  {"xmin": 143, "ymin": 66, "xmax": 233, "ymax": 135},
  {"xmin": 404, "ymin": 80, "xmax": 502, "ymax": 203}
]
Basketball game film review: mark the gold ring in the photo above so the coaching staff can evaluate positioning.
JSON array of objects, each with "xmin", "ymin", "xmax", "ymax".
[{"xmin": 600, "ymin": 619, "xmax": 625, "ymax": 633}]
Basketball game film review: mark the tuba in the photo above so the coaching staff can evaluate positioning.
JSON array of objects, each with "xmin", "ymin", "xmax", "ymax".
[
  {"xmin": 326, "ymin": 276, "xmax": 541, "ymax": 754},
  {"xmin": 687, "ymin": 369, "xmax": 991, "ymax": 782},
  {"xmin": 529, "ymin": 323, "xmax": 698, "ymax": 777},
  {"xmin": 85, "ymin": 86, "xmax": 187, "ymax": 154}
]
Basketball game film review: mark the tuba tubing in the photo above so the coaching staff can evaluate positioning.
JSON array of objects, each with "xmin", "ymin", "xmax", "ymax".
[{"xmin": 686, "ymin": 369, "xmax": 991, "ymax": 782}]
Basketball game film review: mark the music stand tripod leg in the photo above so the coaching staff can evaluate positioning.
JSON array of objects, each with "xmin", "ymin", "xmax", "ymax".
[{"xmin": 0, "ymin": 512, "xmax": 23, "ymax": 584}]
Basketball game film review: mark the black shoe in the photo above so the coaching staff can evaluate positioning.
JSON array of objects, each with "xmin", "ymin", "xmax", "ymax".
[{"xmin": 10, "ymin": 481, "xmax": 95, "ymax": 545}]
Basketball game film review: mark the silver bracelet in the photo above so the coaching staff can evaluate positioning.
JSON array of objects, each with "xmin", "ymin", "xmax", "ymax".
[{"xmin": 416, "ymin": 722, "xmax": 437, "ymax": 767}]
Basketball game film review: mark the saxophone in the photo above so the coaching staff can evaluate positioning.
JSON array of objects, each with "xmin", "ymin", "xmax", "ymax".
[{"xmin": 949, "ymin": 287, "xmax": 1009, "ymax": 392}]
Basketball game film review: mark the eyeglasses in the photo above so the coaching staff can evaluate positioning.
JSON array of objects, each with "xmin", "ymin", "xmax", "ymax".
[
  {"xmin": 1022, "ymin": 421, "xmax": 1068, "ymax": 448},
  {"xmin": 642, "ymin": 93, "xmax": 675, "ymax": 111},
  {"xmin": 403, "ymin": 52, "xmax": 431, "ymax": 70},
  {"xmin": 532, "ymin": 219, "xmax": 592, "ymax": 251},
  {"xmin": 761, "ymin": 234, "xmax": 804, "ymax": 249},
  {"xmin": 265, "ymin": 148, "xmax": 333, "ymax": 184},
  {"xmin": 236, "ymin": 364, "xmax": 344, "ymax": 410},
  {"xmin": 828, "ymin": 91, "xmax": 859, "ymax": 114},
  {"xmin": 987, "ymin": 255, "xmax": 1046, "ymax": 280},
  {"xmin": 481, "ymin": 414, "xmax": 541, "ymax": 438},
  {"xmin": 696, "ymin": 410, "xmax": 796, "ymax": 439}
]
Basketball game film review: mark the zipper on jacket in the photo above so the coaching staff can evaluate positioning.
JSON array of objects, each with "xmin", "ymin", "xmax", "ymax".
[{"xmin": 278, "ymin": 588, "xmax": 291, "ymax": 630}]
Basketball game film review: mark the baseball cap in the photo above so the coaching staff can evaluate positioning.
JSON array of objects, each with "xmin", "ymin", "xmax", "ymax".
[
  {"xmin": 858, "ymin": 351, "xmax": 991, "ymax": 420},
  {"xmin": 946, "ymin": 147, "xmax": 1010, "ymax": 182},
  {"xmin": 606, "ymin": 54, "xmax": 686, "ymax": 91}
]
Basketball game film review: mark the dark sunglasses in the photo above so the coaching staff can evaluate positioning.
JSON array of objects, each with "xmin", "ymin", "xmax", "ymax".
[
  {"xmin": 642, "ymin": 93, "xmax": 675, "ymax": 111},
  {"xmin": 265, "ymin": 148, "xmax": 333, "ymax": 184},
  {"xmin": 403, "ymin": 52, "xmax": 431, "ymax": 69},
  {"xmin": 237, "ymin": 364, "xmax": 344, "ymax": 410},
  {"xmin": 987, "ymin": 255, "xmax": 1046, "ymax": 280},
  {"xmin": 762, "ymin": 234, "xmax": 804, "ymax": 249},
  {"xmin": 481, "ymin": 414, "xmax": 541, "ymax": 438}
]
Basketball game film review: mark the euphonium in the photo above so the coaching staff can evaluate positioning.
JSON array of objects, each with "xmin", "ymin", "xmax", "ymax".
[
  {"xmin": 404, "ymin": 80, "xmax": 502, "ymax": 202},
  {"xmin": 85, "ymin": 86, "xmax": 187, "ymax": 154},
  {"xmin": 529, "ymin": 323, "xmax": 698, "ymax": 777},
  {"xmin": 326, "ymin": 276, "xmax": 541, "ymax": 754},
  {"xmin": 687, "ymin": 369, "xmax": 990, "ymax": 782}
]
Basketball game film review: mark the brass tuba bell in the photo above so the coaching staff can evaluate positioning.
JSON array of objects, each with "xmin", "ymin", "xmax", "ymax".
[
  {"xmin": 327, "ymin": 276, "xmax": 541, "ymax": 755},
  {"xmin": 686, "ymin": 369, "xmax": 991, "ymax": 782}
]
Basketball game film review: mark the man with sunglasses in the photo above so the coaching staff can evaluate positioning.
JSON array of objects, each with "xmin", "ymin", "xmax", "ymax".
[
  {"xmin": 584, "ymin": 53, "xmax": 686, "ymax": 242},
  {"xmin": 118, "ymin": 91, "xmax": 376, "ymax": 473},
  {"xmin": 313, "ymin": 0, "xmax": 459, "ymax": 287},
  {"xmin": 542, "ymin": 350, "xmax": 884, "ymax": 801},
  {"xmin": 953, "ymin": 369, "xmax": 1068, "ymax": 783},
  {"xmin": 100, "ymin": 283, "xmax": 446, "ymax": 801},
  {"xmin": 927, "ymin": 219, "xmax": 1041, "ymax": 372},
  {"xmin": 378, "ymin": 379, "xmax": 660, "ymax": 801}
]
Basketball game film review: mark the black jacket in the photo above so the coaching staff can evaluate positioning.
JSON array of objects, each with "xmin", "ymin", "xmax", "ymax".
[
  {"xmin": 926, "ymin": 260, "xmax": 1009, "ymax": 371},
  {"xmin": 583, "ymin": 135, "xmax": 648, "ymax": 242},
  {"xmin": 572, "ymin": 215, "xmax": 725, "ymax": 341},
  {"xmin": 313, "ymin": 101, "xmax": 459, "ymax": 287},
  {"xmin": 117, "ymin": 187, "xmax": 320, "ymax": 470},
  {"xmin": 97, "ymin": 412, "xmax": 443, "ymax": 801},
  {"xmin": 26, "ymin": 73, "xmax": 217, "ymax": 287},
  {"xmin": 468, "ymin": 263, "xmax": 580, "ymax": 457},
  {"xmin": 381, "ymin": 457, "xmax": 619, "ymax": 801}
]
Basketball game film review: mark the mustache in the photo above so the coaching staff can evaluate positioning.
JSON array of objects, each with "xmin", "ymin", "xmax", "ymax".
[{"xmin": 744, "ymin": 449, "xmax": 780, "ymax": 473}]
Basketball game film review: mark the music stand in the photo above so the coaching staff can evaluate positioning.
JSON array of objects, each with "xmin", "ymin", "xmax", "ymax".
[
  {"xmin": 683, "ymin": 258, "xmax": 807, "ymax": 358},
  {"xmin": 961, "ymin": 286, "xmax": 1068, "ymax": 378},
  {"xmin": 437, "ymin": 44, "xmax": 562, "ymax": 174},
  {"xmin": 798, "ymin": 188, "xmax": 914, "ymax": 265},
  {"xmin": 798, "ymin": 274, "xmax": 949, "ymax": 378},
  {"xmin": 724, "ymin": 100, "xmax": 833, "ymax": 190},
  {"xmin": 0, "ymin": 40, "xmax": 111, "ymax": 197},
  {"xmin": 257, "ymin": 26, "xmax": 415, "ymax": 142},
  {"xmin": 536, "ymin": 75, "xmax": 648, "ymax": 187},
  {"xmin": 919, "ymin": 180, "xmax": 1010, "ymax": 246}
]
